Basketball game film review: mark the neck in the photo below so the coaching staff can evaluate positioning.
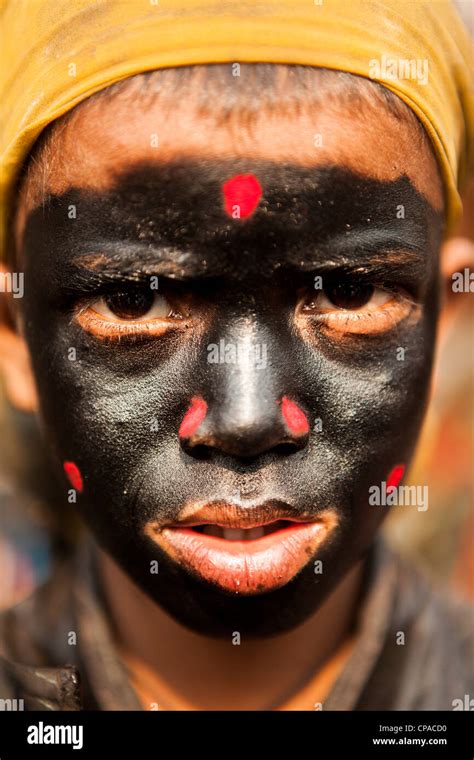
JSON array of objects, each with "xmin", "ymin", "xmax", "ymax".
[{"xmin": 97, "ymin": 550, "xmax": 365, "ymax": 710}]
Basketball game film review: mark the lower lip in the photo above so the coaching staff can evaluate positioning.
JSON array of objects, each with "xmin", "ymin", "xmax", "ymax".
[{"xmin": 150, "ymin": 521, "xmax": 332, "ymax": 595}]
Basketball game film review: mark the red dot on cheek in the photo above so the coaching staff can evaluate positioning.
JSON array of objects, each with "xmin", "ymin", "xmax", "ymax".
[
  {"xmin": 280, "ymin": 396, "xmax": 310, "ymax": 435},
  {"xmin": 179, "ymin": 396, "xmax": 208, "ymax": 439},
  {"xmin": 63, "ymin": 461, "xmax": 84, "ymax": 493},
  {"xmin": 222, "ymin": 174, "xmax": 262, "ymax": 219},
  {"xmin": 386, "ymin": 463, "xmax": 405, "ymax": 491}
]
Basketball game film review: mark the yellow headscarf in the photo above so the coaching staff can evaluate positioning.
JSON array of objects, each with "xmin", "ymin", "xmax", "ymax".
[{"xmin": 0, "ymin": 0, "xmax": 472, "ymax": 258}]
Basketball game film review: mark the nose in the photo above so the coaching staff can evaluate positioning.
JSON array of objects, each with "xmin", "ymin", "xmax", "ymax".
[
  {"xmin": 178, "ymin": 331, "xmax": 310, "ymax": 459},
  {"xmin": 179, "ymin": 396, "xmax": 309, "ymax": 459},
  {"xmin": 180, "ymin": 393, "xmax": 310, "ymax": 459}
]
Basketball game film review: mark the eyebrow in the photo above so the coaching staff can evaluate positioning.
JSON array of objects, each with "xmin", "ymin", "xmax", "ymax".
[
  {"xmin": 71, "ymin": 229, "xmax": 427, "ymax": 285},
  {"xmin": 24, "ymin": 160, "xmax": 441, "ymax": 287}
]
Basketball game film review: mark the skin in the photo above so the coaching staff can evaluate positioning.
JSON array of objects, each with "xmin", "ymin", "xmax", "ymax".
[
  {"xmin": 19, "ymin": 156, "xmax": 442, "ymax": 635},
  {"xmin": 100, "ymin": 546, "xmax": 363, "ymax": 710},
  {"xmin": 1, "ymin": 77, "xmax": 472, "ymax": 708}
]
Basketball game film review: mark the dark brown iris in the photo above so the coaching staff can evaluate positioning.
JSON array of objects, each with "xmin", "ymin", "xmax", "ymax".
[
  {"xmin": 324, "ymin": 282, "xmax": 374, "ymax": 310},
  {"xmin": 105, "ymin": 286, "xmax": 154, "ymax": 319}
]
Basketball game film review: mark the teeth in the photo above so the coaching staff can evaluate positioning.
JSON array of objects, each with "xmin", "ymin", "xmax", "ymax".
[
  {"xmin": 222, "ymin": 528, "xmax": 247, "ymax": 541},
  {"xmin": 247, "ymin": 527, "xmax": 265, "ymax": 540},
  {"xmin": 201, "ymin": 524, "xmax": 223, "ymax": 538},
  {"xmin": 200, "ymin": 526, "xmax": 266, "ymax": 541}
]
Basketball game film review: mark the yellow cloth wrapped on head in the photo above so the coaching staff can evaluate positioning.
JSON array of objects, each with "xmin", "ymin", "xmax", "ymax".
[{"xmin": 0, "ymin": 0, "xmax": 472, "ymax": 258}]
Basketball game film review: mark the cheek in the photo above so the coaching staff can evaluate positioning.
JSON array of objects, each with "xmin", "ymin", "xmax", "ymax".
[
  {"xmin": 63, "ymin": 461, "xmax": 84, "ymax": 492},
  {"xmin": 297, "ymin": 316, "xmax": 436, "ymax": 533},
  {"xmin": 22, "ymin": 317, "xmax": 196, "ymax": 534}
]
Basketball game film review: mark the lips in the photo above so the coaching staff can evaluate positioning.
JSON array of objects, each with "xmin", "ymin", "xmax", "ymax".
[{"xmin": 145, "ymin": 503, "xmax": 338, "ymax": 595}]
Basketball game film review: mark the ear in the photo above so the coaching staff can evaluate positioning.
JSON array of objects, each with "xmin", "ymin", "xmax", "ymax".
[
  {"xmin": 438, "ymin": 173, "xmax": 474, "ymax": 345},
  {"xmin": 437, "ymin": 235, "xmax": 474, "ymax": 355},
  {"xmin": 440, "ymin": 234, "xmax": 474, "ymax": 305},
  {"xmin": 0, "ymin": 265, "xmax": 39, "ymax": 413}
]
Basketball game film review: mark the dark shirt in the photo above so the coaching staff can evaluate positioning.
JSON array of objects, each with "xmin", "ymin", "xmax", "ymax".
[{"xmin": 0, "ymin": 534, "xmax": 473, "ymax": 710}]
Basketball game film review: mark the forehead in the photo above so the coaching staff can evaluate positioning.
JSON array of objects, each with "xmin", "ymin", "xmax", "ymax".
[
  {"xmin": 15, "ymin": 82, "xmax": 444, "ymax": 264},
  {"xmin": 26, "ymin": 159, "xmax": 437, "ymax": 288},
  {"xmin": 23, "ymin": 81, "xmax": 443, "ymax": 206}
]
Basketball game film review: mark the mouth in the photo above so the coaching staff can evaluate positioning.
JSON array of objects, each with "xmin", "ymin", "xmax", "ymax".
[{"xmin": 144, "ymin": 504, "xmax": 338, "ymax": 595}]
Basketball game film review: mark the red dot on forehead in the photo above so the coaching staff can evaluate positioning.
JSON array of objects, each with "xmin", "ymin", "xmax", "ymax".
[
  {"xmin": 222, "ymin": 173, "xmax": 262, "ymax": 219},
  {"xmin": 179, "ymin": 396, "xmax": 208, "ymax": 439},
  {"xmin": 280, "ymin": 396, "xmax": 310, "ymax": 436},
  {"xmin": 63, "ymin": 461, "xmax": 84, "ymax": 493},
  {"xmin": 386, "ymin": 464, "xmax": 405, "ymax": 490}
]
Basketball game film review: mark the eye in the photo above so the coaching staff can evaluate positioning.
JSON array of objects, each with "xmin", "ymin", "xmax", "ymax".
[
  {"xmin": 298, "ymin": 279, "xmax": 416, "ymax": 335},
  {"xmin": 93, "ymin": 287, "xmax": 170, "ymax": 321},
  {"xmin": 75, "ymin": 283, "xmax": 189, "ymax": 340},
  {"xmin": 313, "ymin": 282, "xmax": 384, "ymax": 311}
]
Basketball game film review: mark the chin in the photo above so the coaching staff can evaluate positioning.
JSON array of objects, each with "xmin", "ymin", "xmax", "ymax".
[{"xmin": 109, "ymin": 533, "xmax": 366, "ymax": 639}]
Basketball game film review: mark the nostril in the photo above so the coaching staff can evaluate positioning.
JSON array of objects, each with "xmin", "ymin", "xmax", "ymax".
[
  {"xmin": 273, "ymin": 441, "xmax": 304, "ymax": 456},
  {"xmin": 182, "ymin": 443, "xmax": 212, "ymax": 460},
  {"xmin": 179, "ymin": 395, "xmax": 310, "ymax": 460},
  {"xmin": 182, "ymin": 439, "xmax": 303, "ymax": 464}
]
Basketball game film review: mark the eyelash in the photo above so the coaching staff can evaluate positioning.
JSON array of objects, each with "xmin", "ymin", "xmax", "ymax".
[
  {"xmin": 297, "ymin": 283, "xmax": 417, "ymax": 335},
  {"xmin": 72, "ymin": 276, "xmax": 417, "ymax": 342},
  {"xmin": 75, "ymin": 309, "xmax": 173, "ymax": 340},
  {"xmin": 73, "ymin": 290, "xmax": 189, "ymax": 341},
  {"xmin": 310, "ymin": 296, "xmax": 415, "ymax": 334}
]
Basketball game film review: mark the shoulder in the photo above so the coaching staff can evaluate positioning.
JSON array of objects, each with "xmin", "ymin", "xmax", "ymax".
[
  {"xmin": 0, "ymin": 557, "xmax": 82, "ymax": 710},
  {"xmin": 0, "ymin": 554, "xmax": 76, "ymax": 667},
  {"xmin": 364, "ymin": 540, "xmax": 474, "ymax": 709},
  {"xmin": 393, "ymin": 545, "xmax": 474, "ymax": 654}
]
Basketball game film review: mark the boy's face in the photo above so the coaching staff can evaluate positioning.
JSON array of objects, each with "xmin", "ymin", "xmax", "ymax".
[{"xmin": 15, "ymin": 84, "xmax": 443, "ymax": 636}]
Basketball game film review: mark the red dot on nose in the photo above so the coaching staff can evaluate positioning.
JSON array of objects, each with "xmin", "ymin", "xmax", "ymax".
[
  {"xmin": 222, "ymin": 174, "xmax": 262, "ymax": 219},
  {"xmin": 179, "ymin": 396, "xmax": 208, "ymax": 439},
  {"xmin": 387, "ymin": 463, "xmax": 405, "ymax": 491},
  {"xmin": 280, "ymin": 396, "xmax": 310, "ymax": 436},
  {"xmin": 63, "ymin": 461, "xmax": 84, "ymax": 493}
]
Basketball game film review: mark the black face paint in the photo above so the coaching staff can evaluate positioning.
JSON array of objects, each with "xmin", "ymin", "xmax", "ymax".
[{"xmin": 21, "ymin": 160, "xmax": 443, "ymax": 636}]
